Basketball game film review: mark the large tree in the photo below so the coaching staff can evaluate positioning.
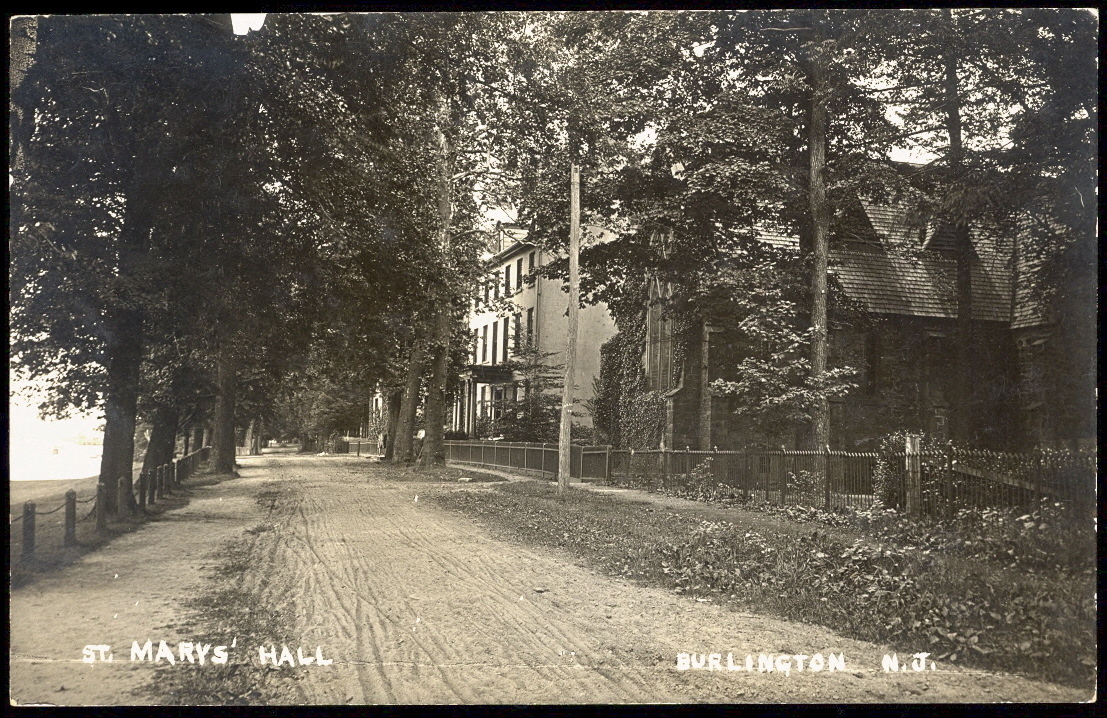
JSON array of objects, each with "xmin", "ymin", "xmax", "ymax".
[
  {"xmin": 872, "ymin": 8, "xmax": 1096, "ymax": 446},
  {"xmin": 11, "ymin": 14, "xmax": 254, "ymax": 514}
]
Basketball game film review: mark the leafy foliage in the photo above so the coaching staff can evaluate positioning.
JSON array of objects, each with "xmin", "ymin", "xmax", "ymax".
[
  {"xmin": 489, "ymin": 341, "xmax": 564, "ymax": 443},
  {"xmin": 590, "ymin": 320, "xmax": 665, "ymax": 450}
]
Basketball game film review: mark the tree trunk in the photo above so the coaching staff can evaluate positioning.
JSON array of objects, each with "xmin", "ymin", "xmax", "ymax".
[
  {"xmin": 140, "ymin": 405, "xmax": 178, "ymax": 477},
  {"xmin": 97, "ymin": 307, "xmax": 143, "ymax": 516},
  {"xmin": 806, "ymin": 13, "xmax": 832, "ymax": 452},
  {"xmin": 420, "ymin": 307, "xmax": 453, "ymax": 466},
  {"xmin": 212, "ymin": 349, "xmax": 238, "ymax": 474},
  {"xmin": 243, "ymin": 418, "xmax": 256, "ymax": 455},
  {"xmin": 420, "ymin": 110, "xmax": 457, "ymax": 467},
  {"xmin": 249, "ymin": 420, "xmax": 263, "ymax": 455},
  {"xmin": 393, "ymin": 343, "xmax": 426, "ymax": 463},
  {"xmin": 182, "ymin": 427, "xmax": 191, "ymax": 457},
  {"xmin": 942, "ymin": 14, "xmax": 974, "ymax": 446},
  {"xmin": 383, "ymin": 388, "xmax": 402, "ymax": 461}
]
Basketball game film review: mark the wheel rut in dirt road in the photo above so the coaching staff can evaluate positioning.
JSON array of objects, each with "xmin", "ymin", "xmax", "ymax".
[
  {"xmin": 253, "ymin": 457, "xmax": 668, "ymax": 704},
  {"xmin": 198, "ymin": 455, "xmax": 1086, "ymax": 705}
]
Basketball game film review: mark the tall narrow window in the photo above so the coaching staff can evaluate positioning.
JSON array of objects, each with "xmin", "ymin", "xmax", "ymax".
[
  {"xmin": 481, "ymin": 325, "xmax": 488, "ymax": 363},
  {"xmin": 503, "ymin": 317, "xmax": 510, "ymax": 363},
  {"xmin": 472, "ymin": 330, "xmax": 478, "ymax": 364},
  {"xmin": 528, "ymin": 251, "xmax": 535, "ymax": 272},
  {"xmin": 504, "ymin": 265, "xmax": 511, "ymax": 295},
  {"xmin": 527, "ymin": 307, "xmax": 534, "ymax": 345},
  {"xmin": 483, "ymin": 281, "xmax": 489, "ymax": 304},
  {"xmin": 516, "ymin": 258, "xmax": 523, "ymax": 290},
  {"xmin": 513, "ymin": 314, "xmax": 521, "ymax": 353},
  {"xmin": 491, "ymin": 322, "xmax": 498, "ymax": 365}
]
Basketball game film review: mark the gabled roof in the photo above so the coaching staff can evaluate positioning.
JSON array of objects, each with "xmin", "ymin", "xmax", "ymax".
[
  {"xmin": 754, "ymin": 200, "xmax": 1015, "ymax": 323},
  {"xmin": 832, "ymin": 247, "xmax": 1011, "ymax": 322}
]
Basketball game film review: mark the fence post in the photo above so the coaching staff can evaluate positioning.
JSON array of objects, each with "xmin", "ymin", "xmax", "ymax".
[
  {"xmin": 905, "ymin": 435, "xmax": 921, "ymax": 516},
  {"xmin": 165, "ymin": 463, "xmax": 172, "ymax": 495},
  {"xmin": 65, "ymin": 490, "xmax": 77, "ymax": 546},
  {"xmin": 823, "ymin": 445, "xmax": 832, "ymax": 511},
  {"xmin": 943, "ymin": 441, "xmax": 955, "ymax": 520},
  {"xmin": 138, "ymin": 471, "xmax": 147, "ymax": 510},
  {"xmin": 96, "ymin": 483, "xmax": 107, "ymax": 531},
  {"xmin": 22, "ymin": 501, "xmax": 36, "ymax": 560},
  {"xmin": 118, "ymin": 478, "xmax": 132, "ymax": 516},
  {"xmin": 1034, "ymin": 450, "xmax": 1044, "ymax": 507},
  {"xmin": 604, "ymin": 445, "xmax": 612, "ymax": 484},
  {"xmin": 779, "ymin": 450, "xmax": 789, "ymax": 505},
  {"xmin": 148, "ymin": 465, "xmax": 157, "ymax": 505}
]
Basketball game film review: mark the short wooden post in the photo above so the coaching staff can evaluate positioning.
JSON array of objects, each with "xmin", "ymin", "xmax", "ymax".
[
  {"xmin": 155, "ymin": 465, "xmax": 163, "ymax": 500},
  {"xmin": 147, "ymin": 466, "xmax": 157, "ymax": 504},
  {"xmin": 65, "ymin": 490, "xmax": 77, "ymax": 546},
  {"xmin": 905, "ymin": 435, "xmax": 922, "ymax": 516},
  {"xmin": 22, "ymin": 502, "xmax": 36, "ymax": 560},
  {"xmin": 96, "ymin": 483, "xmax": 107, "ymax": 532},
  {"xmin": 138, "ymin": 471, "xmax": 147, "ymax": 510},
  {"xmin": 604, "ymin": 445, "xmax": 612, "ymax": 484},
  {"xmin": 118, "ymin": 479, "xmax": 132, "ymax": 516}
]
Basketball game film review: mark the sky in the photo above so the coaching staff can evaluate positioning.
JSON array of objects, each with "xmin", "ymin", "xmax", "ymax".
[
  {"xmin": 9, "ymin": 381, "xmax": 105, "ymax": 482},
  {"xmin": 232, "ymin": 14, "xmax": 266, "ymax": 35}
]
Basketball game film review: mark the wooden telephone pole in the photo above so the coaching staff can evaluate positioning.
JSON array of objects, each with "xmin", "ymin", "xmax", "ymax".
[{"xmin": 557, "ymin": 163, "xmax": 581, "ymax": 493}]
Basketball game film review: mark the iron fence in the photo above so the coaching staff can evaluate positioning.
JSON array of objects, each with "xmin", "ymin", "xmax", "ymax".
[
  {"xmin": 442, "ymin": 440, "xmax": 613, "ymax": 480},
  {"xmin": 439, "ymin": 439, "xmax": 1095, "ymax": 520},
  {"xmin": 332, "ymin": 438, "xmax": 379, "ymax": 456}
]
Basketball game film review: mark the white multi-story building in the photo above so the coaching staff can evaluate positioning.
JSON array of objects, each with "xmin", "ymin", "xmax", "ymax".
[{"xmin": 451, "ymin": 224, "xmax": 617, "ymax": 437}]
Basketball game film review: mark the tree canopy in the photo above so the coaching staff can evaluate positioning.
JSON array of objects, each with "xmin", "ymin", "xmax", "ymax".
[{"xmin": 10, "ymin": 10, "xmax": 1095, "ymax": 499}]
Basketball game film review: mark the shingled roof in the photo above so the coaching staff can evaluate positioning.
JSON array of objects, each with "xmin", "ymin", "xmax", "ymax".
[
  {"xmin": 754, "ymin": 200, "xmax": 1016, "ymax": 323},
  {"xmin": 832, "ymin": 246, "xmax": 1011, "ymax": 322}
]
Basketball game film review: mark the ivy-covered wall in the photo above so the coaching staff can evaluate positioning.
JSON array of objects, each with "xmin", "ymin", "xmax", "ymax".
[{"xmin": 591, "ymin": 312, "xmax": 665, "ymax": 450}]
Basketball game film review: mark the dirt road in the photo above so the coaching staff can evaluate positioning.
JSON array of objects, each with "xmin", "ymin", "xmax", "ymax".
[{"xmin": 9, "ymin": 454, "xmax": 1086, "ymax": 705}]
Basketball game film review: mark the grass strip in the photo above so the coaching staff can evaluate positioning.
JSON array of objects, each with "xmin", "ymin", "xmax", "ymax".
[
  {"xmin": 430, "ymin": 479, "xmax": 1095, "ymax": 690},
  {"xmin": 144, "ymin": 481, "xmax": 304, "ymax": 706}
]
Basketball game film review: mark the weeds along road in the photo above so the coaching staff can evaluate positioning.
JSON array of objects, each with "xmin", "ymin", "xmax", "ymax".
[{"xmin": 10, "ymin": 454, "xmax": 1085, "ymax": 705}]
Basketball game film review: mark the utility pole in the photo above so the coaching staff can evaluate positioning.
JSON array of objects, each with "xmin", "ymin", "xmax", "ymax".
[{"xmin": 557, "ymin": 162, "xmax": 581, "ymax": 493}]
